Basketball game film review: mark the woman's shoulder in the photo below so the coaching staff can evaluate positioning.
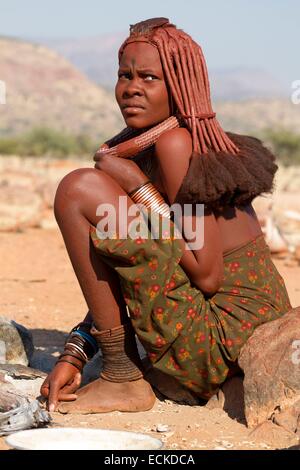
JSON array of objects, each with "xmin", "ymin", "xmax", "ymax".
[{"xmin": 155, "ymin": 127, "xmax": 192, "ymax": 160}]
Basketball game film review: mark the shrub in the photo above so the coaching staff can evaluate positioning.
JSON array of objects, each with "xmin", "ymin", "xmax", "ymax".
[
  {"xmin": 263, "ymin": 129, "xmax": 300, "ymax": 166},
  {"xmin": 0, "ymin": 128, "xmax": 99, "ymax": 158}
]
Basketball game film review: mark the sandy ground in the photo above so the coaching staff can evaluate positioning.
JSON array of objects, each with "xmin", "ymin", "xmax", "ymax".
[{"xmin": 0, "ymin": 227, "xmax": 300, "ymax": 450}]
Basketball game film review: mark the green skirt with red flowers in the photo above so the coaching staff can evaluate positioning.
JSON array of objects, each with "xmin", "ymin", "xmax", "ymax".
[{"xmin": 89, "ymin": 210, "xmax": 291, "ymax": 400}]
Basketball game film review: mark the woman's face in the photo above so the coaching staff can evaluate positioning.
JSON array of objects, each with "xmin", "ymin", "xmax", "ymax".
[{"xmin": 115, "ymin": 42, "xmax": 171, "ymax": 129}]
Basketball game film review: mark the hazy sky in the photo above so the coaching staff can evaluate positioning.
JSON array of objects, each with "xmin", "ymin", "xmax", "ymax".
[{"xmin": 0, "ymin": 0, "xmax": 299, "ymax": 88}]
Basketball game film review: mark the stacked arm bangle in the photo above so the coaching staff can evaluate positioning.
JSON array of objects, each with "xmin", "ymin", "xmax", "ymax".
[
  {"xmin": 56, "ymin": 321, "xmax": 99, "ymax": 371},
  {"xmin": 129, "ymin": 181, "xmax": 171, "ymax": 219}
]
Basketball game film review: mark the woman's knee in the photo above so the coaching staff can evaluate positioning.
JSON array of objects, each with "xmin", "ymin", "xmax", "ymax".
[{"xmin": 54, "ymin": 168, "xmax": 108, "ymax": 218}]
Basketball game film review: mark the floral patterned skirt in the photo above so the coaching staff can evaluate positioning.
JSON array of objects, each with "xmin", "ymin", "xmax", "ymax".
[{"xmin": 89, "ymin": 211, "xmax": 291, "ymax": 400}]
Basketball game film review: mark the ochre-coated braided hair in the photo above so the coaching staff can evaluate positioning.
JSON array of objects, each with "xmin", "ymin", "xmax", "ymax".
[
  {"xmin": 118, "ymin": 17, "xmax": 239, "ymax": 156},
  {"xmin": 105, "ymin": 17, "xmax": 277, "ymax": 209}
]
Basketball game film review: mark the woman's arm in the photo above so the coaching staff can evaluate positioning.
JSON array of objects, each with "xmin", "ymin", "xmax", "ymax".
[{"xmin": 155, "ymin": 128, "xmax": 224, "ymax": 297}]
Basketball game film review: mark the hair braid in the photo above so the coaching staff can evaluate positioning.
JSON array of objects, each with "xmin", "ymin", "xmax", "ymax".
[
  {"xmin": 153, "ymin": 24, "xmax": 239, "ymax": 155},
  {"xmin": 117, "ymin": 18, "xmax": 239, "ymax": 155},
  {"xmin": 104, "ymin": 18, "xmax": 277, "ymax": 209}
]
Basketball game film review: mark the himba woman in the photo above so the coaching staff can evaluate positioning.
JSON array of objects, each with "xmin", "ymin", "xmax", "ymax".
[{"xmin": 41, "ymin": 18, "xmax": 291, "ymax": 413}]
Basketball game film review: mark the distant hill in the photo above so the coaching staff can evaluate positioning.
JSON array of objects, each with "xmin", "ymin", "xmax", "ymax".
[
  {"xmin": 210, "ymin": 68, "xmax": 286, "ymax": 102},
  {"xmin": 40, "ymin": 34, "xmax": 287, "ymax": 100},
  {"xmin": 215, "ymin": 98, "xmax": 300, "ymax": 136},
  {"xmin": 38, "ymin": 33, "xmax": 127, "ymax": 90},
  {"xmin": 0, "ymin": 37, "xmax": 123, "ymax": 140},
  {"xmin": 0, "ymin": 36, "xmax": 299, "ymax": 144}
]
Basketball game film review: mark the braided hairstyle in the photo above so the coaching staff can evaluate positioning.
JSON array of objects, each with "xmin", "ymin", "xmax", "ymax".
[
  {"xmin": 106, "ymin": 18, "xmax": 278, "ymax": 209},
  {"xmin": 118, "ymin": 17, "xmax": 238, "ymax": 155}
]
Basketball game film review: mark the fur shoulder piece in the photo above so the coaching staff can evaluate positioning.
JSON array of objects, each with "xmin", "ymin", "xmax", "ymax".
[{"xmin": 173, "ymin": 132, "xmax": 278, "ymax": 209}]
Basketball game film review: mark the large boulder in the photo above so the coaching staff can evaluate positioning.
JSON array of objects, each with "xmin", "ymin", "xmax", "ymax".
[
  {"xmin": 238, "ymin": 307, "xmax": 300, "ymax": 430},
  {"xmin": 0, "ymin": 317, "xmax": 34, "ymax": 366}
]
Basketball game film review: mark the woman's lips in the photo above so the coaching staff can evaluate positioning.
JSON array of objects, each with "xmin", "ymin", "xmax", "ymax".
[{"xmin": 122, "ymin": 105, "xmax": 145, "ymax": 115}]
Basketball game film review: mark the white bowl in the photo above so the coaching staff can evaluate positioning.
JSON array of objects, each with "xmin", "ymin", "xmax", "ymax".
[{"xmin": 5, "ymin": 427, "xmax": 163, "ymax": 450}]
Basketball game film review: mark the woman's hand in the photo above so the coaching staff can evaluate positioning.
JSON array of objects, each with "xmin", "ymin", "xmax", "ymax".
[
  {"xmin": 93, "ymin": 149, "xmax": 149, "ymax": 194},
  {"xmin": 40, "ymin": 360, "xmax": 82, "ymax": 412}
]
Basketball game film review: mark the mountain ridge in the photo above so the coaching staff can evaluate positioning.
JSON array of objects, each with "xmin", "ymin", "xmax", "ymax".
[
  {"xmin": 0, "ymin": 37, "xmax": 123, "ymax": 141},
  {"xmin": 0, "ymin": 36, "xmax": 299, "ymax": 141}
]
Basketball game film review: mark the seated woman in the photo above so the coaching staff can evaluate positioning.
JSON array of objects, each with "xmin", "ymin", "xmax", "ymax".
[{"xmin": 41, "ymin": 18, "xmax": 291, "ymax": 414}]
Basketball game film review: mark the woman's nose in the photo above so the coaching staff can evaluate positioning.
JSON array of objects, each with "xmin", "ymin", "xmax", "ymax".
[{"xmin": 123, "ymin": 78, "xmax": 143, "ymax": 97}]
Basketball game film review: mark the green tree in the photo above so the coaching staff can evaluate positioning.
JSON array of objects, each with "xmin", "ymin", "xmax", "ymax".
[{"xmin": 263, "ymin": 129, "xmax": 300, "ymax": 166}]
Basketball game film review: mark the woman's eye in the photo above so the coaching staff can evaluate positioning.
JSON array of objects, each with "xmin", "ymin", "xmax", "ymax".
[
  {"xmin": 118, "ymin": 73, "xmax": 130, "ymax": 79},
  {"xmin": 144, "ymin": 75, "xmax": 157, "ymax": 81},
  {"xmin": 117, "ymin": 73, "xmax": 157, "ymax": 81}
]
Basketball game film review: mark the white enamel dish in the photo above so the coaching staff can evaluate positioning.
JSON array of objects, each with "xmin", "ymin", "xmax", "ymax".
[{"xmin": 5, "ymin": 427, "xmax": 163, "ymax": 450}]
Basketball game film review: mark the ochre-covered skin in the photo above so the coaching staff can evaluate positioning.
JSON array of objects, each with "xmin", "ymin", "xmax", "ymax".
[{"xmin": 40, "ymin": 18, "xmax": 290, "ymax": 414}]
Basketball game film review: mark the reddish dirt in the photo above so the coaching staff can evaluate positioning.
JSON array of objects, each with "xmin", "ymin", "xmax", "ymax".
[{"xmin": 0, "ymin": 227, "xmax": 299, "ymax": 450}]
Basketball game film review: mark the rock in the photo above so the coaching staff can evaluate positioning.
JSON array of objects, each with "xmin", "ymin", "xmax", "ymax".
[
  {"xmin": 0, "ymin": 317, "xmax": 34, "ymax": 366},
  {"xmin": 0, "ymin": 364, "xmax": 46, "ymax": 400},
  {"xmin": 262, "ymin": 215, "xmax": 289, "ymax": 254},
  {"xmin": 272, "ymin": 402, "xmax": 300, "ymax": 434},
  {"xmin": 35, "ymin": 179, "xmax": 58, "ymax": 209},
  {"xmin": 206, "ymin": 376, "xmax": 246, "ymax": 424},
  {"xmin": 155, "ymin": 424, "xmax": 170, "ymax": 433},
  {"xmin": 0, "ymin": 184, "xmax": 43, "ymax": 232},
  {"xmin": 249, "ymin": 421, "xmax": 299, "ymax": 449},
  {"xmin": 39, "ymin": 213, "xmax": 58, "ymax": 230},
  {"xmin": 238, "ymin": 307, "xmax": 300, "ymax": 429}
]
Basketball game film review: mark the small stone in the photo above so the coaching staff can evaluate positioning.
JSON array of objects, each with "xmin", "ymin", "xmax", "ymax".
[
  {"xmin": 155, "ymin": 424, "xmax": 170, "ymax": 433},
  {"xmin": 217, "ymin": 440, "xmax": 234, "ymax": 448}
]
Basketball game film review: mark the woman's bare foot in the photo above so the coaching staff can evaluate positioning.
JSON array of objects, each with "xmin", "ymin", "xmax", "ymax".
[{"xmin": 57, "ymin": 377, "xmax": 156, "ymax": 414}]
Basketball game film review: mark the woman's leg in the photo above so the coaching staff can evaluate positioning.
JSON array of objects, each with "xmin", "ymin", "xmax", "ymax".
[{"xmin": 53, "ymin": 167, "xmax": 155, "ymax": 413}]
